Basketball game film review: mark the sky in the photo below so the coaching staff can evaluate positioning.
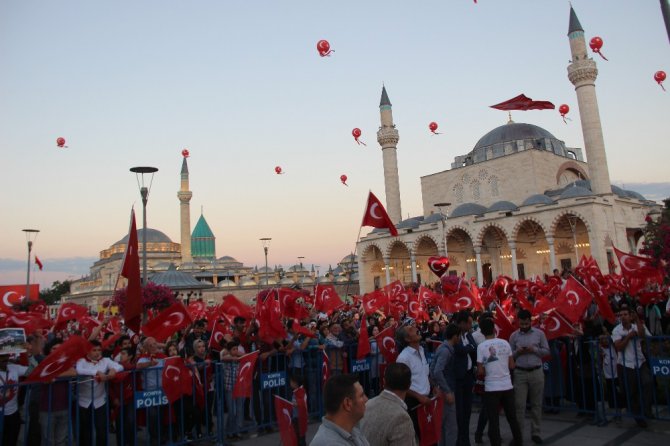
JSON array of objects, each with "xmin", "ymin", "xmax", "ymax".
[{"xmin": 1, "ymin": 1, "xmax": 669, "ymax": 289}]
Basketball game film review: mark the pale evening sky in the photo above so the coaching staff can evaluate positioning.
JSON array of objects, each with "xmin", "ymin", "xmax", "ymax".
[{"xmin": 1, "ymin": 1, "xmax": 668, "ymax": 287}]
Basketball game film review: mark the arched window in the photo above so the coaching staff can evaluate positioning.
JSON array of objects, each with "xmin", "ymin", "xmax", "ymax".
[
  {"xmin": 453, "ymin": 183, "xmax": 464, "ymax": 203},
  {"xmin": 489, "ymin": 176, "xmax": 500, "ymax": 197},
  {"xmin": 471, "ymin": 180, "xmax": 481, "ymax": 201}
]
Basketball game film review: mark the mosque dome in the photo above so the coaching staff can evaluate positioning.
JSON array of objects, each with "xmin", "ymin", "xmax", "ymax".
[
  {"xmin": 217, "ymin": 279, "xmax": 237, "ymax": 288},
  {"xmin": 522, "ymin": 194, "xmax": 555, "ymax": 206},
  {"xmin": 450, "ymin": 203, "xmax": 487, "ymax": 218},
  {"xmin": 559, "ymin": 185, "xmax": 593, "ymax": 199},
  {"xmin": 487, "ymin": 201, "xmax": 519, "ymax": 213},
  {"xmin": 421, "ymin": 213, "xmax": 445, "ymax": 225},
  {"xmin": 396, "ymin": 217, "xmax": 423, "ymax": 229},
  {"xmin": 218, "ymin": 255, "xmax": 238, "ymax": 262},
  {"xmin": 474, "ymin": 123, "xmax": 557, "ymax": 150},
  {"xmin": 114, "ymin": 228, "xmax": 173, "ymax": 246}
]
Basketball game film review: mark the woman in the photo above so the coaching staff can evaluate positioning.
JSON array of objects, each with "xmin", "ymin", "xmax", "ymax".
[{"xmin": 190, "ymin": 339, "xmax": 215, "ymax": 437}]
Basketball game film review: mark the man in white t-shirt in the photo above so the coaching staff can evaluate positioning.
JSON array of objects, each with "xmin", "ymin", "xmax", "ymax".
[
  {"xmin": 476, "ymin": 318, "xmax": 522, "ymax": 446},
  {"xmin": 612, "ymin": 307, "xmax": 653, "ymax": 427},
  {"xmin": 0, "ymin": 353, "xmax": 29, "ymax": 445}
]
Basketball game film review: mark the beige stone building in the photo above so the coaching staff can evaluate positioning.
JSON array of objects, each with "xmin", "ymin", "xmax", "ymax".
[{"xmin": 356, "ymin": 7, "xmax": 659, "ymax": 293}]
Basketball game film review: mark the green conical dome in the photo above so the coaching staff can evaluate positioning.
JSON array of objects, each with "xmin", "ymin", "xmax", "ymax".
[{"xmin": 191, "ymin": 213, "xmax": 215, "ymax": 259}]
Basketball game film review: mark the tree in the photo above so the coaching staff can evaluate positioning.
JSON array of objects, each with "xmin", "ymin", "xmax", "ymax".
[
  {"xmin": 640, "ymin": 198, "xmax": 670, "ymax": 284},
  {"xmin": 39, "ymin": 280, "xmax": 71, "ymax": 305}
]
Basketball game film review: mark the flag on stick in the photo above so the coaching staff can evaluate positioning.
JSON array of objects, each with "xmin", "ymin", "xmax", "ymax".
[
  {"xmin": 361, "ymin": 191, "xmax": 398, "ymax": 236},
  {"xmin": 120, "ymin": 209, "xmax": 142, "ymax": 334}
]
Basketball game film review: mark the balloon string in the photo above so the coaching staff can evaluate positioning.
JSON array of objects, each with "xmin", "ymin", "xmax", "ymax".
[
  {"xmin": 356, "ymin": 139, "xmax": 367, "ymax": 146},
  {"xmin": 562, "ymin": 116, "xmax": 567, "ymax": 124},
  {"xmin": 595, "ymin": 50, "xmax": 608, "ymax": 61},
  {"xmin": 319, "ymin": 50, "xmax": 334, "ymax": 57},
  {"xmin": 660, "ymin": 83, "xmax": 666, "ymax": 92},
  {"xmin": 431, "ymin": 132, "xmax": 442, "ymax": 135}
]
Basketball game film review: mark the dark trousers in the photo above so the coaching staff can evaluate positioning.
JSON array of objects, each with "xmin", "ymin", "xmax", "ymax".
[
  {"xmin": 455, "ymin": 374, "xmax": 475, "ymax": 446},
  {"xmin": 405, "ymin": 394, "xmax": 422, "ymax": 443},
  {"xmin": 475, "ymin": 406, "xmax": 488, "ymax": 437},
  {"xmin": 2, "ymin": 412, "xmax": 21, "ymax": 446},
  {"xmin": 483, "ymin": 390, "xmax": 522, "ymax": 446},
  {"xmin": 621, "ymin": 364, "xmax": 653, "ymax": 420},
  {"xmin": 79, "ymin": 403, "xmax": 109, "ymax": 446},
  {"xmin": 115, "ymin": 402, "xmax": 136, "ymax": 446}
]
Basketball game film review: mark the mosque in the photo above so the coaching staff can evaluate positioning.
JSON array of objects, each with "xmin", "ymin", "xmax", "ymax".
[
  {"xmin": 66, "ymin": 156, "xmax": 359, "ymax": 309},
  {"xmin": 356, "ymin": 7, "xmax": 658, "ymax": 293}
]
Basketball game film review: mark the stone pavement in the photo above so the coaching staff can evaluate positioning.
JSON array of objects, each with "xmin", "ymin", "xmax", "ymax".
[{"xmin": 228, "ymin": 410, "xmax": 670, "ymax": 446}]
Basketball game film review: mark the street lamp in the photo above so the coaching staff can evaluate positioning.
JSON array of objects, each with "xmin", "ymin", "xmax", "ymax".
[
  {"xmin": 434, "ymin": 202, "xmax": 451, "ymax": 256},
  {"xmin": 22, "ymin": 229, "xmax": 40, "ymax": 301},
  {"xmin": 260, "ymin": 238, "xmax": 272, "ymax": 285},
  {"xmin": 130, "ymin": 166, "xmax": 158, "ymax": 286},
  {"xmin": 567, "ymin": 215, "xmax": 579, "ymax": 265}
]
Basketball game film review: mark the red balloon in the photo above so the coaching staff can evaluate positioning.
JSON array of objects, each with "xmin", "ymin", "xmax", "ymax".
[
  {"xmin": 316, "ymin": 40, "xmax": 332, "ymax": 57},
  {"xmin": 56, "ymin": 137, "xmax": 66, "ymax": 148},
  {"xmin": 589, "ymin": 36, "xmax": 608, "ymax": 61},
  {"xmin": 558, "ymin": 104, "xmax": 569, "ymax": 116},
  {"xmin": 352, "ymin": 128, "xmax": 366, "ymax": 146},
  {"xmin": 654, "ymin": 70, "xmax": 666, "ymax": 91},
  {"xmin": 429, "ymin": 122, "xmax": 440, "ymax": 134},
  {"xmin": 428, "ymin": 256, "xmax": 450, "ymax": 278},
  {"xmin": 181, "ymin": 149, "xmax": 190, "ymax": 158},
  {"xmin": 275, "ymin": 166, "xmax": 282, "ymax": 174},
  {"xmin": 340, "ymin": 174, "xmax": 348, "ymax": 185}
]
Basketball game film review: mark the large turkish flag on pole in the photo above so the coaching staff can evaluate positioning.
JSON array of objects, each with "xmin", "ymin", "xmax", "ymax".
[
  {"xmin": 141, "ymin": 302, "xmax": 192, "ymax": 341},
  {"xmin": 361, "ymin": 191, "xmax": 398, "ymax": 236},
  {"xmin": 120, "ymin": 209, "xmax": 142, "ymax": 334}
]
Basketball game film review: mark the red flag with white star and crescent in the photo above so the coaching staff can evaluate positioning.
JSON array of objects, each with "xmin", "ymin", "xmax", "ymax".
[{"xmin": 361, "ymin": 191, "xmax": 398, "ymax": 236}]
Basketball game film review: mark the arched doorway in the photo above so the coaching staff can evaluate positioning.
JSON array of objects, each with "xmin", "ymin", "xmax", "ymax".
[
  {"xmin": 415, "ymin": 236, "xmax": 439, "ymax": 287},
  {"xmin": 446, "ymin": 228, "xmax": 476, "ymax": 280},
  {"xmin": 479, "ymin": 225, "xmax": 511, "ymax": 282},
  {"xmin": 360, "ymin": 244, "xmax": 384, "ymax": 292},
  {"xmin": 515, "ymin": 219, "xmax": 549, "ymax": 279},
  {"xmin": 387, "ymin": 241, "xmax": 411, "ymax": 284},
  {"xmin": 553, "ymin": 213, "xmax": 590, "ymax": 272}
]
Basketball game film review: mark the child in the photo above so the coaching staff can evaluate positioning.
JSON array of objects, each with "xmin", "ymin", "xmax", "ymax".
[
  {"xmin": 599, "ymin": 334, "xmax": 623, "ymax": 422},
  {"xmin": 220, "ymin": 340, "xmax": 245, "ymax": 440},
  {"xmin": 289, "ymin": 374, "xmax": 307, "ymax": 446}
]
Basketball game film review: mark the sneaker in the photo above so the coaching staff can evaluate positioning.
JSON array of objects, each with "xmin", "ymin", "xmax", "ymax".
[{"xmin": 531, "ymin": 435, "xmax": 543, "ymax": 444}]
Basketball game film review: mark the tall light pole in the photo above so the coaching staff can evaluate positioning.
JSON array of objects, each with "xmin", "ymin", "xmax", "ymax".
[
  {"xmin": 567, "ymin": 215, "xmax": 579, "ymax": 266},
  {"xmin": 130, "ymin": 166, "xmax": 158, "ymax": 286},
  {"xmin": 22, "ymin": 229, "xmax": 40, "ymax": 301},
  {"xmin": 434, "ymin": 202, "xmax": 451, "ymax": 256},
  {"xmin": 260, "ymin": 238, "xmax": 272, "ymax": 286}
]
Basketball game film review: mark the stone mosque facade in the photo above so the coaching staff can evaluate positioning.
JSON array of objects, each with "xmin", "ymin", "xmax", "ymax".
[{"xmin": 356, "ymin": 7, "xmax": 659, "ymax": 293}]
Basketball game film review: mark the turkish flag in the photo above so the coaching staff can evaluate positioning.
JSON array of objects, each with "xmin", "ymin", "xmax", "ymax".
[
  {"xmin": 162, "ymin": 356, "xmax": 194, "ymax": 403},
  {"xmin": 584, "ymin": 275, "xmax": 616, "ymax": 324},
  {"xmin": 361, "ymin": 191, "xmax": 398, "ymax": 236},
  {"xmin": 531, "ymin": 294, "xmax": 556, "ymax": 316},
  {"xmin": 490, "ymin": 94, "xmax": 555, "ymax": 111},
  {"xmin": 208, "ymin": 320, "xmax": 232, "ymax": 351},
  {"xmin": 233, "ymin": 350, "xmax": 260, "ymax": 398},
  {"xmin": 120, "ymin": 209, "xmax": 143, "ymax": 335},
  {"xmin": 35, "ymin": 256, "xmax": 43, "ymax": 271},
  {"xmin": 5, "ymin": 311, "xmax": 51, "ymax": 334},
  {"xmin": 292, "ymin": 321, "xmax": 317, "ymax": 339},
  {"xmin": 418, "ymin": 396, "xmax": 444, "ymax": 446},
  {"xmin": 220, "ymin": 294, "xmax": 254, "ymax": 320},
  {"xmin": 321, "ymin": 350, "xmax": 330, "ymax": 386},
  {"xmin": 555, "ymin": 276, "xmax": 592, "ymax": 324},
  {"xmin": 383, "ymin": 280, "xmax": 404, "ymax": 299},
  {"xmin": 362, "ymin": 289, "xmax": 389, "ymax": 315},
  {"xmin": 79, "ymin": 316, "xmax": 102, "ymax": 339},
  {"xmin": 0, "ymin": 284, "xmax": 40, "ymax": 310},
  {"xmin": 27, "ymin": 336, "xmax": 91, "ymax": 383},
  {"xmin": 294, "ymin": 386, "xmax": 308, "ymax": 437},
  {"xmin": 535, "ymin": 310, "xmax": 577, "ymax": 341},
  {"xmin": 141, "ymin": 302, "xmax": 192, "ymax": 341},
  {"xmin": 256, "ymin": 290, "xmax": 287, "ymax": 342},
  {"xmin": 278, "ymin": 288, "xmax": 310, "ymax": 320},
  {"xmin": 357, "ymin": 317, "xmax": 371, "ymax": 359},
  {"xmin": 613, "ymin": 247, "xmax": 664, "ymax": 295},
  {"xmin": 408, "ymin": 293, "xmax": 427, "ymax": 321},
  {"xmin": 314, "ymin": 284, "xmax": 343, "ymax": 314},
  {"xmin": 274, "ymin": 395, "xmax": 297, "ymax": 446},
  {"xmin": 102, "ymin": 333, "xmax": 122, "ymax": 351},
  {"xmin": 493, "ymin": 304, "xmax": 515, "ymax": 341},
  {"xmin": 375, "ymin": 325, "xmax": 399, "ymax": 363},
  {"xmin": 187, "ymin": 300, "xmax": 207, "ymax": 320},
  {"xmin": 417, "ymin": 286, "xmax": 441, "ymax": 308},
  {"xmin": 54, "ymin": 303, "xmax": 89, "ymax": 330}
]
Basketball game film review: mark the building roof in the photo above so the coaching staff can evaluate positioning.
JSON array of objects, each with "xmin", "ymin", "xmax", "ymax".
[
  {"xmin": 181, "ymin": 157, "xmax": 189, "ymax": 175},
  {"xmin": 559, "ymin": 185, "xmax": 593, "ymax": 199},
  {"xmin": 396, "ymin": 216, "xmax": 423, "ymax": 229},
  {"xmin": 192, "ymin": 214, "xmax": 215, "ymax": 239},
  {"xmin": 421, "ymin": 213, "xmax": 444, "ymax": 224},
  {"xmin": 149, "ymin": 264, "xmax": 213, "ymax": 290},
  {"xmin": 568, "ymin": 6, "xmax": 584, "ymax": 35},
  {"xmin": 380, "ymin": 86, "xmax": 391, "ymax": 107},
  {"xmin": 488, "ymin": 201, "xmax": 519, "ymax": 213},
  {"xmin": 192, "ymin": 213, "xmax": 215, "ymax": 259},
  {"xmin": 521, "ymin": 194, "xmax": 555, "ymax": 206},
  {"xmin": 217, "ymin": 255, "xmax": 238, "ymax": 262},
  {"xmin": 474, "ymin": 122, "xmax": 557, "ymax": 151},
  {"xmin": 114, "ymin": 228, "xmax": 173, "ymax": 246},
  {"xmin": 450, "ymin": 202, "xmax": 487, "ymax": 218}
]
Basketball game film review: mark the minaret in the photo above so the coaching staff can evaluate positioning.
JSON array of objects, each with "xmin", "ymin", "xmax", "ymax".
[
  {"xmin": 567, "ymin": 6, "xmax": 612, "ymax": 195},
  {"xmin": 177, "ymin": 156, "xmax": 193, "ymax": 262},
  {"xmin": 377, "ymin": 86, "xmax": 402, "ymax": 224}
]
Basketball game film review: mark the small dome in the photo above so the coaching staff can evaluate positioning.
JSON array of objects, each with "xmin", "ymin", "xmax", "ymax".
[
  {"xmin": 217, "ymin": 279, "xmax": 237, "ymax": 288},
  {"xmin": 559, "ymin": 185, "xmax": 593, "ymax": 199},
  {"xmin": 259, "ymin": 278, "xmax": 277, "ymax": 286},
  {"xmin": 299, "ymin": 276, "xmax": 314, "ymax": 285},
  {"xmin": 258, "ymin": 266, "xmax": 273, "ymax": 273},
  {"xmin": 334, "ymin": 276, "xmax": 349, "ymax": 283},
  {"xmin": 421, "ymin": 213, "xmax": 445, "ymax": 224},
  {"xmin": 240, "ymin": 279, "xmax": 257, "ymax": 287},
  {"xmin": 280, "ymin": 277, "xmax": 296, "ymax": 285},
  {"xmin": 487, "ymin": 201, "xmax": 519, "ymax": 213},
  {"xmin": 450, "ymin": 203, "xmax": 487, "ymax": 218},
  {"xmin": 522, "ymin": 194, "xmax": 555, "ymax": 206},
  {"xmin": 179, "ymin": 262, "xmax": 199, "ymax": 270},
  {"xmin": 287, "ymin": 264, "xmax": 308, "ymax": 272},
  {"xmin": 396, "ymin": 217, "xmax": 422, "ymax": 229},
  {"xmin": 624, "ymin": 190, "xmax": 646, "ymax": 200},
  {"xmin": 114, "ymin": 228, "xmax": 172, "ymax": 246},
  {"xmin": 218, "ymin": 255, "xmax": 238, "ymax": 262},
  {"xmin": 340, "ymin": 254, "xmax": 357, "ymax": 263}
]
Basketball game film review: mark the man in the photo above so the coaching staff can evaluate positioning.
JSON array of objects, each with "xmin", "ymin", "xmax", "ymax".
[
  {"xmin": 361, "ymin": 362, "xmax": 416, "ymax": 446},
  {"xmin": 1, "ymin": 352, "xmax": 30, "ymax": 446},
  {"xmin": 455, "ymin": 311, "xmax": 478, "ymax": 446},
  {"xmin": 396, "ymin": 324, "xmax": 432, "ymax": 440},
  {"xmin": 612, "ymin": 306, "xmax": 653, "ymax": 427},
  {"xmin": 76, "ymin": 340, "xmax": 124, "ymax": 446},
  {"xmin": 473, "ymin": 312, "xmax": 492, "ymax": 444},
  {"xmin": 476, "ymin": 318, "xmax": 522, "ymax": 446},
  {"xmin": 310, "ymin": 374, "xmax": 369, "ymax": 446},
  {"xmin": 431, "ymin": 323, "xmax": 461, "ymax": 446},
  {"xmin": 137, "ymin": 337, "xmax": 166, "ymax": 445},
  {"xmin": 509, "ymin": 309, "xmax": 549, "ymax": 444}
]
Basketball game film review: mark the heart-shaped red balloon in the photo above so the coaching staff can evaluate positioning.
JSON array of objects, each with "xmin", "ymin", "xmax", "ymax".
[{"xmin": 428, "ymin": 256, "xmax": 450, "ymax": 277}]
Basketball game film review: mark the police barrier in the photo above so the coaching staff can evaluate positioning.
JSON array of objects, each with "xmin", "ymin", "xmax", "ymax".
[{"xmin": 2, "ymin": 336, "xmax": 669, "ymax": 445}]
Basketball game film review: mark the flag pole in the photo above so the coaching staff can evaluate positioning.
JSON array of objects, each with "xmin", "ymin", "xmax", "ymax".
[{"xmin": 344, "ymin": 192, "xmax": 371, "ymax": 299}]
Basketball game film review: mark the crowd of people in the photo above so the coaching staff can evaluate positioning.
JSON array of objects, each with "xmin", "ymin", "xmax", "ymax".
[{"xmin": 1, "ymin": 268, "xmax": 669, "ymax": 446}]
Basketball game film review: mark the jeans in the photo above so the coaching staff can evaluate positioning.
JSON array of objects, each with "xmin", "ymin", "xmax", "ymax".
[
  {"xmin": 483, "ymin": 389, "xmax": 523, "ymax": 446},
  {"xmin": 440, "ymin": 398, "xmax": 458, "ymax": 446},
  {"xmin": 514, "ymin": 368, "xmax": 544, "ymax": 436},
  {"xmin": 224, "ymin": 389, "xmax": 245, "ymax": 434},
  {"xmin": 455, "ymin": 374, "xmax": 474, "ymax": 446},
  {"xmin": 40, "ymin": 409, "xmax": 70, "ymax": 446}
]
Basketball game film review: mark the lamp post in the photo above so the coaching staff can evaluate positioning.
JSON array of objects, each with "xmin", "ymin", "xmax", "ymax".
[
  {"xmin": 434, "ymin": 202, "xmax": 451, "ymax": 256},
  {"xmin": 130, "ymin": 166, "xmax": 158, "ymax": 286},
  {"xmin": 22, "ymin": 229, "xmax": 40, "ymax": 301},
  {"xmin": 260, "ymin": 238, "xmax": 272, "ymax": 286},
  {"xmin": 567, "ymin": 215, "xmax": 579, "ymax": 265}
]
